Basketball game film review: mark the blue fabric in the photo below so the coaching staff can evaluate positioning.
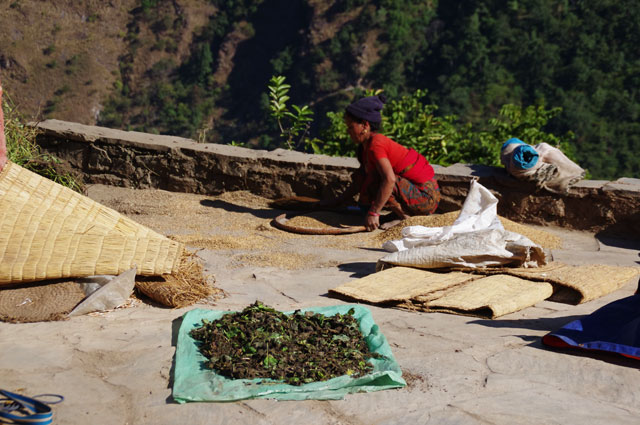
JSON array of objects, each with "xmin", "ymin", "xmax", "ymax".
[
  {"xmin": 543, "ymin": 294, "xmax": 640, "ymax": 360},
  {"xmin": 512, "ymin": 144, "xmax": 539, "ymax": 169},
  {"xmin": 501, "ymin": 137, "xmax": 525, "ymax": 151},
  {"xmin": 501, "ymin": 138, "xmax": 539, "ymax": 169}
]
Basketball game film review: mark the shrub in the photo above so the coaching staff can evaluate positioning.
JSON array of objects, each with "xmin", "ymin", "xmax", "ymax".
[
  {"xmin": 294, "ymin": 84, "xmax": 575, "ymax": 167},
  {"xmin": 3, "ymin": 91, "xmax": 83, "ymax": 192}
]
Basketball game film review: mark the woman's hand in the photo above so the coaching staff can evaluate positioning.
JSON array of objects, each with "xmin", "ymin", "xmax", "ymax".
[{"xmin": 365, "ymin": 213, "xmax": 380, "ymax": 231}]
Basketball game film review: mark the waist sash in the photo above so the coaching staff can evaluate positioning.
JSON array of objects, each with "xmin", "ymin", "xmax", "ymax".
[{"xmin": 394, "ymin": 148, "xmax": 434, "ymax": 184}]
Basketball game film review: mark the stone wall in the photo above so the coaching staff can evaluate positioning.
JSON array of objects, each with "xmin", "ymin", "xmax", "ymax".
[{"xmin": 34, "ymin": 119, "xmax": 640, "ymax": 239}]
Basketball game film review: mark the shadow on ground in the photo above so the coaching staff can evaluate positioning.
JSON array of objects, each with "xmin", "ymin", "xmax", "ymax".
[
  {"xmin": 166, "ymin": 315, "xmax": 185, "ymax": 403},
  {"xmin": 469, "ymin": 314, "xmax": 583, "ymax": 332},
  {"xmin": 200, "ymin": 199, "xmax": 280, "ymax": 219},
  {"xmin": 338, "ymin": 261, "xmax": 377, "ymax": 278}
]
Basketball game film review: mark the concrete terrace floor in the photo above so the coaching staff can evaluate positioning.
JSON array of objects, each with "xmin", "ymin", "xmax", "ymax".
[{"xmin": 1, "ymin": 184, "xmax": 640, "ymax": 425}]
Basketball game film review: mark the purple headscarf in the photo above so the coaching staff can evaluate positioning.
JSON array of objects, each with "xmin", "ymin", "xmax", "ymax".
[{"xmin": 346, "ymin": 94, "xmax": 387, "ymax": 123}]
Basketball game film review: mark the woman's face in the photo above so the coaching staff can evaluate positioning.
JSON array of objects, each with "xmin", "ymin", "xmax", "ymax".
[{"xmin": 344, "ymin": 115, "xmax": 370, "ymax": 145}]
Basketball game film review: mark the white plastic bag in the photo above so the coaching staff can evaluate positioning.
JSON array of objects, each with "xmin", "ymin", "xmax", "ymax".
[
  {"xmin": 68, "ymin": 267, "xmax": 137, "ymax": 316},
  {"xmin": 379, "ymin": 181, "xmax": 548, "ymax": 270},
  {"xmin": 383, "ymin": 180, "xmax": 502, "ymax": 252}
]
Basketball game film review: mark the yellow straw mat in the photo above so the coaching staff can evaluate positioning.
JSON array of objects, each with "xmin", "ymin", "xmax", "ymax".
[
  {"xmin": 425, "ymin": 274, "xmax": 554, "ymax": 318},
  {"xmin": 486, "ymin": 262, "xmax": 640, "ymax": 304},
  {"xmin": 0, "ymin": 162, "xmax": 184, "ymax": 284},
  {"xmin": 329, "ymin": 266, "xmax": 476, "ymax": 304}
]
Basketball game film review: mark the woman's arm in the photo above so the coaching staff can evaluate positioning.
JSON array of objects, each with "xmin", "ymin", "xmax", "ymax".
[{"xmin": 365, "ymin": 157, "xmax": 396, "ymax": 230}]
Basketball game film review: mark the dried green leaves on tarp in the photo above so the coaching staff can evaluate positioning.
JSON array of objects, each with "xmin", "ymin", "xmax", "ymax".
[
  {"xmin": 190, "ymin": 301, "xmax": 379, "ymax": 385},
  {"xmin": 173, "ymin": 304, "xmax": 406, "ymax": 402}
]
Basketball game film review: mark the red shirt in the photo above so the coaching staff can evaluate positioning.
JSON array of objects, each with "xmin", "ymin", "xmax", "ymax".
[
  {"xmin": 364, "ymin": 133, "xmax": 409, "ymax": 174},
  {"xmin": 361, "ymin": 133, "xmax": 434, "ymax": 184}
]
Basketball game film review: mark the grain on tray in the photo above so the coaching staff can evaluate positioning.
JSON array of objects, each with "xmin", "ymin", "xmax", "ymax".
[{"xmin": 285, "ymin": 211, "xmax": 364, "ymax": 229}]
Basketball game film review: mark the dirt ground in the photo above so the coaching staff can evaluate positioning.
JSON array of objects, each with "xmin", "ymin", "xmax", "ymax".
[{"xmin": 1, "ymin": 184, "xmax": 640, "ymax": 425}]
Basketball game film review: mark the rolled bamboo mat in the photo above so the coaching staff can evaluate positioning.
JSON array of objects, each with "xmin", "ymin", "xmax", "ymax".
[
  {"xmin": 0, "ymin": 162, "xmax": 184, "ymax": 284},
  {"xmin": 482, "ymin": 262, "xmax": 640, "ymax": 304},
  {"xmin": 135, "ymin": 254, "xmax": 224, "ymax": 308}
]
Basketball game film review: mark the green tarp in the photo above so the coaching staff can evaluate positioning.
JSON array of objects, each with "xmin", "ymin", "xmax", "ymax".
[{"xmin": 173, "ymin": 304, "xmax": 406, "ymax": 402}]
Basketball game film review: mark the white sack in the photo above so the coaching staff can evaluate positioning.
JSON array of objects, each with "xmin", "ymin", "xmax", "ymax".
[
  {"xmin": 534, "ymin": 143, "xmax": 586, "ymax": 194},
  {"xmin": 383, "ymin": 180, "xmax": 502, "ymax": 252},
  {"xmin": 379, "ymin": 180, "xmax": 548, "ymax": 269},
  {"xmin": 378, "ymin": 229, "xmax": 547, "ymax": 270}
]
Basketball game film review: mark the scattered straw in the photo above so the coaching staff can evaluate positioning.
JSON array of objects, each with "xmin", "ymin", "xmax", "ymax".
[{"xmin": 135, "ymin": 252, "xmax": 224, "ymax": 308}]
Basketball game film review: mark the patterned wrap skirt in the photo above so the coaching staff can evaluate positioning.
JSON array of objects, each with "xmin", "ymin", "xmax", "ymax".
[{"xmin": 360, "ymin": 174, "xmax": 440, "ymax": 216}]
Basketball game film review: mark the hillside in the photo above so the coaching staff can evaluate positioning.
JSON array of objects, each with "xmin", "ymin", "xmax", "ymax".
[
  {"xmin": 0, "ymin": 1, "xmax": 134, "ymax": 123},
  {"xmin": 0, "ymin": 0, "xmax": 638, "ymax": 179},
  {"xmin": 0, "ymin": 0, "xmax": 219, "ymax": 123}
]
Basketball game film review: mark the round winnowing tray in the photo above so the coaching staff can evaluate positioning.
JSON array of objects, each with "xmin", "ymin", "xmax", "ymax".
[
  {"xmin": 0, "ymin": 280, "xmax": 86, "ymax": 323},
  {"xmin": 272, "ymin": 213, "xmax": 367, "ymax": 235}
]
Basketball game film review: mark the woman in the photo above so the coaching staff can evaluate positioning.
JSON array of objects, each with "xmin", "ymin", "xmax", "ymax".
[{"xmin": 323, "ymin": 94, "xmax": 440, "ymax": 231}]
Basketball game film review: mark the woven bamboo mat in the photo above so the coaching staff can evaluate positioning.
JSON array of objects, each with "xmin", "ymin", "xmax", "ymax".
[
  {"xmin": 420, "ymin": 275, "xmax": 553, "ymax": 319},
  {"xmin": 329, "ymin": 263, "xmax": 633, "ymax": 318},
  {"xmin": 0, "ymin": 162, "xmax": 184, "ymax": 284},
  {"xmin": 479, "ymin": 262, "xmax": 640, "ymax": 304},
  {"xmin": 329, "ymin": 267, "xmax": 476, "ymax": 304},
  {"xmin": 330, "ymin": 266, "xmax": 553, "ymax": 318}
]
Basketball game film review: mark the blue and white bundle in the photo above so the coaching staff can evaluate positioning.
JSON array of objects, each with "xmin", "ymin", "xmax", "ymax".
[
  {"xmin": 500, "ymin": 138, "xmax": 585, "ymax": 194},
  {"xmin": 501, "ymin": 138, "xmax": 539, "ymax": 169}
]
